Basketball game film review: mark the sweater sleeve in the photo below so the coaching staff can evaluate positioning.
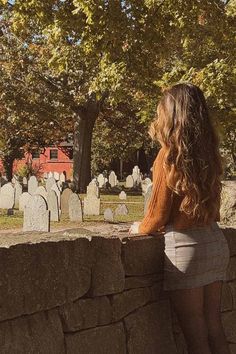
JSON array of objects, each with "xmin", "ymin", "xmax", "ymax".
[{"xmin": 138, "ymin": 148, "xmax": 173, "ymax": 234}]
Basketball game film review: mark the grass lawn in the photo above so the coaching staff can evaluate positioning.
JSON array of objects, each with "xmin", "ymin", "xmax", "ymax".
[{"xmin": 0, "ymin": 194, "xmax": 144, "ymax": 231}]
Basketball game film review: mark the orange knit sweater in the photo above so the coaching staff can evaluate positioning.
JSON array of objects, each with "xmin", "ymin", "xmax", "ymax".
[{"xmin": 139, "ymin": 147, "xmax": 220, "ymax": 235}]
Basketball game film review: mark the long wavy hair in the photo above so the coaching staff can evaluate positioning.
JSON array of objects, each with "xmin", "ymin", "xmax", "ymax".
[{"xmin": 149, "ymin": 83, "xmax": 223, "ymax": 222}]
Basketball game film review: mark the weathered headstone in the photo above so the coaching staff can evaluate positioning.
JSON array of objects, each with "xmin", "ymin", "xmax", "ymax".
[
  {"xmin": 119, "ymin": 191, "xmax": 127, "ymax": 200},
  {"xmin": 47, "ymin": 190, "xmax": 59, "ymax": 222},
  {"xmin": 104, "ymin": 208, "xmax": 114, "ymax": 222},
  {"xmin": 48, "ymin": 171, "xmax": 54, "ymax": 178},
  {"xmin": 23, "ymin": 194, "xmax": 50, "ymax": 232},
  {"xmin": 0, "ymin": 183, "xmax": 15, "ymax": 209},
  {"xmin": 114, "ymin": 204, "xmax": 128, "ymax": 216},
  {"xmin": 14, "ymin": 181, "xmax": 23, "ymax": 209},
  {"xmin": 57, "ymin": 180, "xmax": 63, "ymax": 192},
  {"xmin": 126, "ymin": 175, "xmax": 134, "ymax": 188},
  {"xmin": 59, "ymin": 172, "xmax": 66, "ymax": 183},
  {"xmin": 43, "ymin": 172, "xmax": 48, "ymax": 179},
  {"xmin": 46, "ymin": 177, "xmax": 56, "ymax": 192},
  {"xmin": 22, "ymin": 177, "xmax": 28, "ymax": 186},
  {"xmin": 132, "ymin": 165, "xmax": 141, "ymax": 185},
  {"xmin": 19, "ymin": 192, "xmax": 31, "ymax": 212},
  {"xmin": 83, "ymin": 182, "xmax": 101, "ymax": 216},
  {"xmin": 144, "ymin": 183, "xmax": 153, "ymax": 215},
  {"xmin": 51, "ymin": 182, "xmax": 61, "ymax": 208},
  {"xmin": 69, "ymin": 193, "xmax": 83, "ymax": 222},
  {"xmin": 28, "ymin": 176, "xmax": 38, "ymax": 195},
  {"xmin": 109, "ymin": 171, "xmax": 117, "ymax": 188},
  {"xmin": 141, "ymin": 178, "xmax": 152, "ymax": 194},
  {"xmin": 35, "ymin": 186, "xmax": 47, "ymax": 201},
  {"xmin": 97, "ymin": 174, "xmax": 106, "ymax": 188},
  {"xmin": 61, "ymin": 188, "xmax": 73, "ymax": 215},
  {"xmin": 53, "ymin": 172, "xmax": 60, "ymax": 181},
  {"xmin": 11, "ymin": 175, "xmax": 18, "ymax": 184}
]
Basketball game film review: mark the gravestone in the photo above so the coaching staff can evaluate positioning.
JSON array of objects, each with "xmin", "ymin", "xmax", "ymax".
[
  {"xmin": 141, "ymin": 178, "xmax": 152, "ymax": 194},
  {"xmin": 59, "ymin": 172, "xmax": 66, "ymax": 183},
  {"xmin": 83, "ymin": 182, "xmax": 101, "ymax": 216},
  {"xmin": 132, "ymin": 165, "xmax": 141, "ymax": 185},
  {"xmin": 47, "ymin": 190, "xmax": 59, "ymax": 222},
  {"xmin": 57, "ymin": 181, "xmax": 63, "ymax": 192},
  {"xmin": 35, "ymin": 186, "xmax": 47, "ymax": 201},
  {"xmin": 69, "ymin": 193, "xmax": 83, "ymax": 222},
  {"xmin": 23, "ymin": 194, "xmax": 50, "ymax": 232},
  {"xmin": 43, "ymin": 172, "xmax": 48, "ymax": 179},
  {"xmin": 126, "ymin": 175, "xmax": 134, "ymax": 188},
  {"xmin": 28, "ymin": 176, "xmax": 38, "ymax": 195},
  {"xmin": 144, "ymin": 183, "xmax": 153, "ymax": 215},
  {"xmin": 48, "ymin": 172, "xmax": 54, "ymax": 178},
  {"xmin": 19, "ymin": 192, "xmax": 31, "ymax": 212},
  {"xmin": 51, "ymin": 182, "xmax": 61, "ymax": 208},
  {"xmin": 0, "ymin": 183, "xmax": 15, "ymax": 209},
  {"xmin": 46, "ymin": 177, "xmax": 56, "ymax": 192},
  {"xmin": 109, "ymin": 171, "xmax": 117, "ymax": 188},
  {"xmin": 53, "ymin": 172, "xmax": 60, "ymax": 180},
  {"xmin": 11, "ymin": 175, "xmax": 18, "ymax": 184},
  {"xmin": 97, "ymin": 174, "xmax": 106, "ymax": 188},
  {"xmin": 104, "ymin": 208, "xmax": 114, "ymax": 222},
  {"xmin": 115, "ymin": 204, "xmax": 128, "ymax": 216},
  {"xmin": 14, "ymin": 181, "xmax": 23, "ymax": 209},
  {"xmin": 22, "ymin": 177, "xmax": 28, "ymax": 186},
  {"xmin": 119, "ymin": 191, "xmax": 127, "ymax": 200},
  {"xmin": 61, "ymin": 188, "xmax": 73, "ymax": 215}
]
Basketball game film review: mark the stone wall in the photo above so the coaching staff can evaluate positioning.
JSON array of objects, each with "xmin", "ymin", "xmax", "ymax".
[{"xmin": 0, "ymin": 226, "xmax": 235, "ymax": 354}]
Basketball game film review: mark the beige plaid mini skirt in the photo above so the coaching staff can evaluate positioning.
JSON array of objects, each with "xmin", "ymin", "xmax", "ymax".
[{"xmin": 163, "ymin": 221, "xmax": 230, "ymax": 290}]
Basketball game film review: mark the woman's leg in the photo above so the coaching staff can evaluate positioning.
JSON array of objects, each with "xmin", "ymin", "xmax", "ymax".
[
  {"xmin": 167, "ymin": 286, "xmax": 211, "ymax": 354},
  {"xmin": 204, "ymin": 280, "xmax": 230, "ymax": 354}
]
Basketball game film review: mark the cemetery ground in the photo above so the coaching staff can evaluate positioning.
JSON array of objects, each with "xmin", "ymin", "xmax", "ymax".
[{"xmin": 0, "ymin": 193, "xmax": 144, "ymax": 233}]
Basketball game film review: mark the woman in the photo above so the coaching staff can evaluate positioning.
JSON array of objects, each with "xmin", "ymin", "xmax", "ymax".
[{"xmin": 129, "ymin": 83, "xmax": 230, "ymax": 354}]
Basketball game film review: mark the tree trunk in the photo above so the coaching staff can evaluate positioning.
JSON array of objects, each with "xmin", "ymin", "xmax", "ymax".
[
  {"xmin": 2, "ymin": 155, "xmax": 14, "ymax": 181},
  {"xmin": 73, "ymin": 96, "xmax": 100, "ymax": 193}
]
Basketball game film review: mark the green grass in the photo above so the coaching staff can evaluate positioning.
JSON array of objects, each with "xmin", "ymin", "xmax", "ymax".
[{"xmin": 0, "ymin": 194, "xmax": 144, "ymax": 231}]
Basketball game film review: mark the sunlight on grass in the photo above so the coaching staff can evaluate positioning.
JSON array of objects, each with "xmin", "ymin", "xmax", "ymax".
[{"xmin": 0, "ymin": 194, "xmax": 145, "ymax": 230}]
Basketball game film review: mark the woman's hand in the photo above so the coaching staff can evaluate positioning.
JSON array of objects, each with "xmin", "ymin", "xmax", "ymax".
[{"xmin": 129, "ymin": 221, "xmax": 141, "ymax": 235}]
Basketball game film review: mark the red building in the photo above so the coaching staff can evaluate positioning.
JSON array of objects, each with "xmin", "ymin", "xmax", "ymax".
[{"xmin": 0, "ymin": 143, "xmax": 73, "ymax": 180}]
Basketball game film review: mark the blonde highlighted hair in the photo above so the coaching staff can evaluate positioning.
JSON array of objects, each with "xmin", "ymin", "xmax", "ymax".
[{"xmin": 150, "ymin": 83, "xmax": 223, "ymax": 222}]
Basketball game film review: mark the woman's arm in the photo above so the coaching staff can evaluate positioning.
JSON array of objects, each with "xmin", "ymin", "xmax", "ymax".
[{"xmin": 138, "ymin": 147, "xmax": 173, "ymax": 235}]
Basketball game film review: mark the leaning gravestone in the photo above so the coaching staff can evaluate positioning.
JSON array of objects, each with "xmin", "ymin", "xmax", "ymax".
[
  {"xmin": 28, "ymin": 176, "xmax": 38, "ymax": 195},
  {"xmin": 19, "ymin": 192, "xmax": 31, "ymax": 212},
  {"xmin": 61, "ymin": 188, "xmax": 73, "ymax": 215},
  {"xmin": 47, "ymin": 190, "xmax": 59, "ymax": 222},
  {"xmin": 104, "ymin": 208, "xmax": 114, "ymax": 222},
  {"xmin": 23, "ymin": 194, "xmax": 50, "ymax": 232},
  {"xmin": 126, "ymin": 175, "xmax": 134, "ymax": 188},
  {"xmin": 0, "ymin": 183, "xmax": 15, "ymax": 209},
  {"xmin": 69, "ymin": 193, "xmax": 83, "ymax": 222},
  {"xmin": 144, "ymin": 183, "xmax": 153, "ymax": 215},
  {"xmin": 119, "ymin": 191, "xmax": 127, "ymax": 200},
  {"xmin": 114, "ymin": 204, "xmax": 128, "ymax": 216},
  {"xmin": 83, "ymin": 182, "xmax": 101, "ymax": 216},
  {"xmin": 14, "ymin": 181, "xmax": 23, "ymax": 209}
]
